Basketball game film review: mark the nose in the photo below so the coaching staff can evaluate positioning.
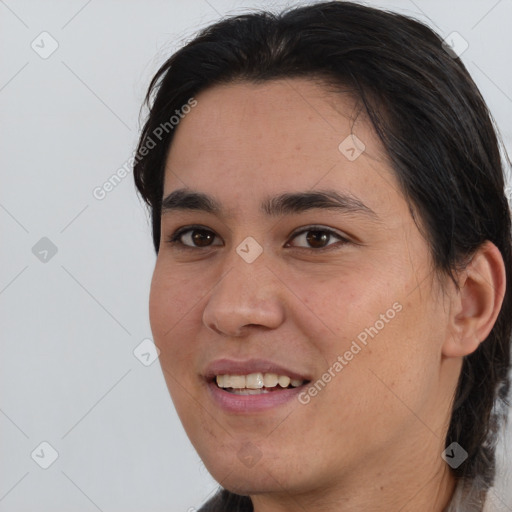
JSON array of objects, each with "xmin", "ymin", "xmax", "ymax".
[{"xmin": 202, "ymin": 254, "xmax": 286, "ymax": 337}]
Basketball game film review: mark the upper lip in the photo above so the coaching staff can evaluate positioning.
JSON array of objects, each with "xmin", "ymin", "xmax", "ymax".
[{"xmin": 204, "ymin": 358, "xmax": 312, "ymax": 382}]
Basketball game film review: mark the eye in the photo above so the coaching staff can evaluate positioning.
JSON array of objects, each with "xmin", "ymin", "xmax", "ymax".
[
  {"xmin": 166, "ymin": 225, "xmax": 350, "ymax": 251},
  {"xmin": 286, "ymin": 226, "xmax": 349, "ymax": 250},
  {"xmin": 166, "ymin": 225, "xmax": 222, "ymax": 249}
]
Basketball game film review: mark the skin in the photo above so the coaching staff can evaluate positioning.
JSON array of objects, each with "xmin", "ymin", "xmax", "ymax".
[{"xmin": 149, "ymin": 79, "xmax": 506, "ymax": 511}]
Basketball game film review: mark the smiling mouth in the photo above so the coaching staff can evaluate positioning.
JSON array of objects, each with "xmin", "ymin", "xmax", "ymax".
[{"xmin": 214, "ymin": 372, "xmax": 310, "ymax": 395}]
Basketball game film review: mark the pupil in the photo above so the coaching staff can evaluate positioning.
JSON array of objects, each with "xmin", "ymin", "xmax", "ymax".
[
  {"xmin": 306, "ymin": 230, "xmax": 328, "ymax": 248},
  {"xmin": 193, "ymin": 230, "xmax": 212, "ymax": 247}
]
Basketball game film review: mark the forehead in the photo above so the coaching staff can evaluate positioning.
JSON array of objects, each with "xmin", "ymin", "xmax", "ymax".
[{"xmin": 163, "ymin": 78, "xmax": 400, "ymax": 218}]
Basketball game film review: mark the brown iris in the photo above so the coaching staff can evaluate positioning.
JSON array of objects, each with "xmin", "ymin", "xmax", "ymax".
[
  {"xmin": 305, "ymin": 230, "xmax": 330, "ymax": 249},
  {"xmin": 191, "ymin": 229, "xmax": 214, "ymax": 247}
]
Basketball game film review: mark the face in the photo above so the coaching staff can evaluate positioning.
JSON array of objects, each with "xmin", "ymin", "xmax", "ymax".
[{"xmin": 149, "ymin": 79, "xmax": 458, "ymax": 499}]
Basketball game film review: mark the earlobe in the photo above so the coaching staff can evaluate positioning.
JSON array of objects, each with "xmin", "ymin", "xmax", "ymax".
[{"xmin": 442, "ymin": 241, "xmax": 506, "ymax": 358}]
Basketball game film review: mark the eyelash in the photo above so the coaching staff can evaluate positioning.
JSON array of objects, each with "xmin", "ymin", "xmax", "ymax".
[{"xmin": 165, "ymin": 224, "xmax": 350, "ymax": 252}]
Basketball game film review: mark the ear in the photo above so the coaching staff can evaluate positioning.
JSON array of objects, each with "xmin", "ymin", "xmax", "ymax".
[{"xmin": 443, "ymin": 241, "xmax": 506, "ymax": 358}]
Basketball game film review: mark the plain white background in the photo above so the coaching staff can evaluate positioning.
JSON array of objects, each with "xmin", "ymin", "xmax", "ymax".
[{"xmin": 1, "ymin": 1, "xmax": 511, "ymax": 511}]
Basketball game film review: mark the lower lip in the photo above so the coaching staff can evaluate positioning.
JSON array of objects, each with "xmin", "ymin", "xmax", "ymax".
[{"xmin": 207, "ymin": 380, "xmax": 306, "ymax": 413}]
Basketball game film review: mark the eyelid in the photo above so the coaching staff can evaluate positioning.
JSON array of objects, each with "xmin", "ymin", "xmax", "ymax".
[
  {"xmin": 167, "ymin": 224, "xmax": 222, "ymax": 249},
  {"xmin": 285, "ymin": 225, "xmax": 351, "ymax": 248}
]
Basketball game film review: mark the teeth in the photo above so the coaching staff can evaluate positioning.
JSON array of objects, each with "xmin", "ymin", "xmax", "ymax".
[
  {"xmin": 278, "ymin": 375, "xmax": 291, "ymax": 388},
  {"xmin": 231, "ymin": 388, "xmax": 270, "ymax": 395},
  {"xmin": 246, "ymin": 373, "xmax": 264, "ymax": 389},
  {"xmin": 229, "ymin": 375, "xmax": 246, "ymax": 388},
  {"xmin": 263, "ymin": 373, "xmax": 278, "ymax": 387},
  {"xmin": 215, "ymin": 372, "xmax": 305, "ymax": 389}
]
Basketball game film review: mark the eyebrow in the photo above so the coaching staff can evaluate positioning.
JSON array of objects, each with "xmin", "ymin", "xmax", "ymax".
[{"xmin": 161, "ymin": 188, "xmax": 379, "ymax": 220}]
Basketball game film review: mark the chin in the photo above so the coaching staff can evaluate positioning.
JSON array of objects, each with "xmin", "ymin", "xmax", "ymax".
[
  {"xmin": 211, "ymin": 469, "xmax": 286, "ymax": 496},
  {"xmin": 201, "ymin": 447, "xmax": 310, "ymax": 497}
]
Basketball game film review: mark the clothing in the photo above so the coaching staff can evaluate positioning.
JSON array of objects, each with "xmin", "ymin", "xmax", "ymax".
[{"xmin": 444, "ymin": 476, "xmax": 504, "ymax": 511}]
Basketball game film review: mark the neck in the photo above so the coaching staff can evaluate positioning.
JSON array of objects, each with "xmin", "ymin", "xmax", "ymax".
[{"xmin": 250, "ymin": 440, "xmax": 457, "ymax": 512}]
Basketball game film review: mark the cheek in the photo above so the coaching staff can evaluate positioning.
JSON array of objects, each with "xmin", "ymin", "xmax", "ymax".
[
  {"xmin": 292, "ymin": 267, "xmax": 402, "ymax": 352},
  {"xmin": 149, "ymin": 269, "xmax": 204, "ymax": 430},
  {"xmin": 149, "ymin": 263, "xmax": 202, "ymax": 383},
  {"xmin": 149, "ymin": 262, "xmax": 196, "ymax": 337},
  {"xmin": 294, "ymin": 269, "xmax": 442, "ymax": 412}
]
